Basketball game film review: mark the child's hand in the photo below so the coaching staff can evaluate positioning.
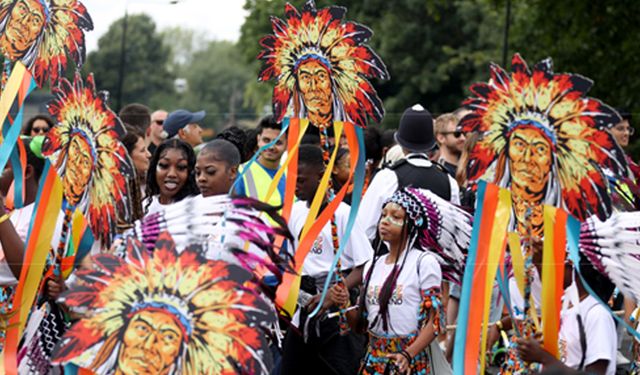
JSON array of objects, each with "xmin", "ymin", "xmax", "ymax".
[
  {"xmin": 46, "ymin": 276, "xmax": 66, "ymax": 301},
  {"xmin": 515, "ymin": 335, "xmax": 548, "ymax": 364},
  {"xmin": 328, "ymin": 284, "xmax": 349, "ymax": 307}
]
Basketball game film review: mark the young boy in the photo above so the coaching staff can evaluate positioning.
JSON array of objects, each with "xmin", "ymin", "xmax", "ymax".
[
  {"xmin": 515, "ymin": 255, "xmax": 617, "ymax": 375},
  {"xmin": 195, "ymin": 139, "xmax": 240, "ymax": 197},
  {"xmin": 280, "ymin": 145, "xmax": 372, "ymax": 375}
]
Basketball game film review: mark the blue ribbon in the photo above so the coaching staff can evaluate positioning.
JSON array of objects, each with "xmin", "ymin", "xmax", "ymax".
[
  {"xmin": 308, "ymin": 126, "xmax": 366, "ymax": 318},
  {"xmin": 8, "ymin": 139, "xmax": 25, "ymax": 208},
  {"xmin": 0, "ymin": 76, "xmax": 36, "ymax": 174},
  {"xmin": 452, "ymin": 180, "xmax": 487, "ymax": 375}
]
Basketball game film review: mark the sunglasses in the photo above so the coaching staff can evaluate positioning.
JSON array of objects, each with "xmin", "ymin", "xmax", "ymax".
[
  {"xmin": 32, "ymin": 127, "xmax": 48, "ymax": 134},
  {"xmin": 441, "ymin": 131, "xmax": 463, "ymax": 138},
  {"xmin": 153, "ymin": 120, "xmax": 164, "ymax": 125},
  {"xmin": 613, "ymin": 125, "xmax": 635, "ymax": 135}
]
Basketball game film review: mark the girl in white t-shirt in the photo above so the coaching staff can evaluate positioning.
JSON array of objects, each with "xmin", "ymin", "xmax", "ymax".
[
  {"xmin": 143, "ymin": 139, "xmax": 199, "ymax": 216},
  {"xmin": 332, "ymin": 187, "xmax": 473, "ymax": 375}
]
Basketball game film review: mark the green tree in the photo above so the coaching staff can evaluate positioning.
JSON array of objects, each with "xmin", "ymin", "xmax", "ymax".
[
  {"xmin": 85, "ymin": 14, "xmax": 174, "ymax": 112},
  {"xmin": 508, "ymin": 0, "xmax": 640, "ymax": 158},
  {"xmin": 180, "ymin": 40, "xmax": 255, "ymax": 130},
  {"xmin": 239, "ymin": 0, "xmax": 505, "ymax": 128}
]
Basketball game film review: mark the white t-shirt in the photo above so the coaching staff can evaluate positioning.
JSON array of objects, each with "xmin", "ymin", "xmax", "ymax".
[
  {"xmin": 508, "ymin": 267, "xmax": 542, "ymax": 320},
  {"xmin": 559, "ymin": 295, "xmax": 616, "ymax": 375},
  {"xmin": 288, "ymin": 201, "xmax": 372, "ymax": 279},
  {"xmin": 363, "ymin": 249, "xmax": 441, "ymax": 336},
  {"xmin": 358, "ymin": 154, "xmax": 460, "ymax": 240},
  {"xmin": 145, "ymin": 195, "xmax": 166, "ymax": 216},
  {"xmin": 0, "ymin": 204, "xmax": 63, "ymax": 286}
]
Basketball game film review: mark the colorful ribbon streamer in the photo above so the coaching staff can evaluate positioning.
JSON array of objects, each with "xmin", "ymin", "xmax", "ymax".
[
  {"xmin": 4, "ymin": 161, "xmax": 63, "ymax": 374},
  {"xmin": 541, "ymin": 205, "xmax": 568, "ymax": 358},
  {"xmin": 308, "ymin": 125, "xmax": 365, "ymax": 319},
  {"xmin": 0, "ymin": 63, "xmax": 36, "ymax": 173},
  {"xmin": 453, "ymin": 181, "xmax": 511, "ymax": 375},
  {"xmin": 276, "ymin": 123, "xmax": 363, "ymax": 316}
]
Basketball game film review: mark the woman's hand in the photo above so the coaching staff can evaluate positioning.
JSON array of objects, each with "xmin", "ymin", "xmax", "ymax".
[{"xmin": 386, "ymin": 353, "xmax": 410, "ymax": 374}]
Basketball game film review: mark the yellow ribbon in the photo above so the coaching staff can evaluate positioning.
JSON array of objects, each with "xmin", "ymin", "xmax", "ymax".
[
  {"xmin": 479, "ymin": 187, "xmax": 511, "ymax": 372},
  {"xmin": 0, "ymin": 62, "xmax": 27, "ymax": 139},
  {"xmin": 300, "ymin": 121, "xmax": 343, "ymax": 239}
]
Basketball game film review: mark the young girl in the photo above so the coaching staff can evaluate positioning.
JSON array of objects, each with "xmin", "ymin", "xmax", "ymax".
[
  {"xmin": 333, "ymin": 187, "xmax": 472, "ymax": 374},
  {"xmin": 144, "ymin": 139, "xmax": 199, "ymax": 215},
  {"xmin": 195, "ymin": 139, "xmax": 240, "ymax": 197}
]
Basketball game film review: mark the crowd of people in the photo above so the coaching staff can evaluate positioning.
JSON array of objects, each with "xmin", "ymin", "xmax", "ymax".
[{"xmin": 1, "ymin": 97, "xmax": 636, "ymax": 375}]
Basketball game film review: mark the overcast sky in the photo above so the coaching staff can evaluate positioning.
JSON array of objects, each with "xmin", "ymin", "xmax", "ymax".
[{"xmin": 82, "ymin": 0, "xmax": 248, "ymax": 51}]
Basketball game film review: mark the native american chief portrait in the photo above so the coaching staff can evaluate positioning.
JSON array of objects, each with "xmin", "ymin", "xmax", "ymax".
[
  {"xmin": 460, "ymin": 54, "xmax": 629, "ymax": 238},
  {"xmin": 52, "ymin": 232, "xmax": 276, "ymax": 375},
  {"xmin": 258, "ymin": 0, "xmax": 389, "ymax": 128},
  {"xmin": 0, "ymin": 0, "xmax": 92, "ymax": 86},
  {"xmin": 42, "ymin": 72, "xmax": 131, "ymax": 247}
]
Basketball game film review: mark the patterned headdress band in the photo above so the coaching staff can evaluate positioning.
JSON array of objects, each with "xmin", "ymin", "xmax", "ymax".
[{"xmin": 384, "ymin": 188, "xmax": 425, "ymax": 228}]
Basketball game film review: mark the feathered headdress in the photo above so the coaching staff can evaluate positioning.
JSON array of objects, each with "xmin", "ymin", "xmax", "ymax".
[
  {"xmin": 42, "ymin": 72, "xmax": 131, "ymax": 247},
  {"xmin": 385, "ymin": 187, "xmax": 472, "ymax": 284},
  {"xmin": 122, "ymin": 195, "xmax": 293, "ymax": 288},
  {"xmin": 52, "ymin": 232, "xmax": 276, "ymax": 375},
  {"xmin": 0, "ymin": 0, "xmax": 93, "ymax": 87},
  {"xmin": 258, "ymin": 0, "xmax": 389, "ymax": 127},
  {"xmin": 460, "ymin": 54, "xmax": 628, "ymax": 221},
  {"xmin": 579, "ymin": 211, "xmax": 640, "ymax": 304}
]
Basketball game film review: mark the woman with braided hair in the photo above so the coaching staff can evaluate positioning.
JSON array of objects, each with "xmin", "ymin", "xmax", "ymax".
[{"xmin": 332, "ymin": 187, "xmax": 473, "ymax": 374}]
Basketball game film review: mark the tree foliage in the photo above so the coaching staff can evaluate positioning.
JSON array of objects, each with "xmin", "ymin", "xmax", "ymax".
[
  {"xmin": 175, "ymin": 40, "xmax": 255, "ymax": 130},
  {"xmin": 508, "ymin": 0, "xmax": 640, "ymax": 157},
  {"xmin": 85, "ymin": 14, "xmax": 174, "ymax": 112}
]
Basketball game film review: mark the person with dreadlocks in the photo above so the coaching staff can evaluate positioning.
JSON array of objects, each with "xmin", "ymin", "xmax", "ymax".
[
  {"xmin": 334, "ymin": 187, "xmax": 473, "ymax": 375},
  {"xmin": 280, "ymin": 144, "xmax": 371, "ymax": 375}
]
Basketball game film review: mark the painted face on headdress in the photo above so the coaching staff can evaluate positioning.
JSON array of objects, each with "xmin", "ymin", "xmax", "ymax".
[
  {"xmin": 117, "ymin": 310, "xmax": 184, "ymax": 375},
  {"xmin": 0, "ymin": 0, "xmax": 46, "ymax": 59},
  {"xmin": 296, "ymin": 59, "xmax": 333, "ymax": 126},
  {"xmin": 62, "ymin": 135, "xmax": 94, "ymax": 206},
  {"xmin": 460, "ymin": 54, "xmax": 628, "ymax": 225},
  {"xmin": 258, "ymin": 1, "xmax": 388, "ymax": 128},
  {"xmin": 507, "ymin": 125, "xmax": 553, "ymax": 197}
]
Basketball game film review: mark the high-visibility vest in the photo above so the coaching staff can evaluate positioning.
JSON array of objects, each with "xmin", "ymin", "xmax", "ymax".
[{"xmin": 240, "ymin": 162, "xmax": 284, "ymax": 207}]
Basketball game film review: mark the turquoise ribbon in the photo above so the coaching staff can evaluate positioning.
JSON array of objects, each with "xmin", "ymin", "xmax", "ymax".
[
  {"xmin": 308, "ymin": 126, "xmax": 366, "ymax": 318},
  {"xmin": 0, "ymin": 77, "xmax": 36, "ymax": 174},
  {"xmin": 452, "ymin": 180, "xmax": 487, "ymax": 375},
  {"xmin": 8, "ymin": 139, "xmax": 25, "ymax": 208},
  {"xmin": 73, "ymin": 223, "xmax": 95, "ymax": 267}
]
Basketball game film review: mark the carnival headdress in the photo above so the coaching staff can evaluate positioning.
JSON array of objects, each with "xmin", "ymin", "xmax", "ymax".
[
  {"xmin": 42, "ymin": 72, "xmax": 131, "ymax": 247},
  {"xmin": 52, "ymin": 232, "xmax": 276, "ymax": 375},
  {"xmin": 385, "ymin": 187, "xmax": 472, "ymax": 284},
  {"xmin": 460, "ymin": 54, "xmax": 628, "ymax": 221},
  {"xmin": 0, "ymin": 0, "xmax": 93, "ymax": 87},
  {"xmin": 258, "ymin": 0, "xmax": 389, "ymax": 127}
]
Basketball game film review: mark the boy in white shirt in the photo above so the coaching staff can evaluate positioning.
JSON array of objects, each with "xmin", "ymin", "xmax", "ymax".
[
  {"xmin": 280, "ymin": 145, "xmax": 373, "ymax": 375},
  {"xmin": 516, "ymin": 255, "xmax": 617, "ymax": 375}
]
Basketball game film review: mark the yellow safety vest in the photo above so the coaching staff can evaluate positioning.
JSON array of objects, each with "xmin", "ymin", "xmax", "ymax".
[{"xmin": 240, "ymin": 161, "xmax": 284, "ymax": 208}]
